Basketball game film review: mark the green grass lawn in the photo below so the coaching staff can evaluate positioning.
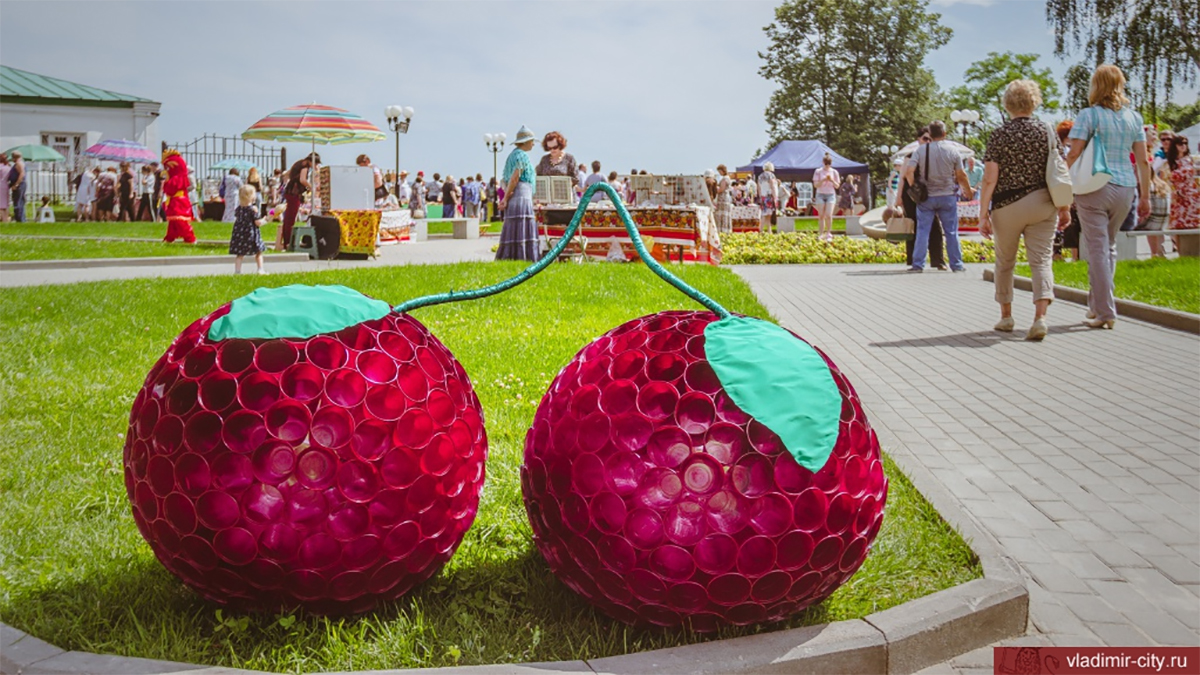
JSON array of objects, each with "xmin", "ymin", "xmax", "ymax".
[
  {"xmin": 1017, "ymin": 257, "xmax": 1200, "ymax": 314},
  {"xmin": 0, "ymin": 238, "xmax": 242, "ymax": 261},
  {"xmin": 0, "ymin": 264, "xmax": 980, "ymax": 673},
  {"xmin": 1, "ymin": 220, "xmax": 278, "ymax": 243}
]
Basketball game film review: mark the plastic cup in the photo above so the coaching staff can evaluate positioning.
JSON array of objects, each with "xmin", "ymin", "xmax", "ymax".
[
  {"xmin": 750, "ymin": 493, "xmax": 794, "ymax": 537},
  {"xmin": 266, "ymin": 400, "xmax": 311, "ymax": 444},
  {"xmin": 380, "ymin": 446, "xmax": 421, "ymax": 489},
  {"xmin": 196, "ymin": 490, "xmax": 240, "ymax": 529},
  {"xmin": 676, "ymin": 392, "xmax": 716, "ymax": 435},
  {"xmin": 842, "ymin": 456, "xmax": 869, "ymax": 498},
  {"xmin": 147, "ymin": 455, "xmax": 175, "ymax": 497},
  {"xmin": 298, "ymin": 533, "xmax": 342, "ymax": 570},
  {"xmin": 596, "ymin": 533, "xmax": 637, "ymax": 573},
  {"xmin": 667, "ymin": 581, "xmax": 708, "ymax": 613},
  {"xmin": 609, "ymin": 413, "xmax": 654, "ymax": 454},
  {"xmin": 701, "ymin": 423, "xmax": 745, "ymax": 466},
  {"xmin": 607, "ymin": 350, "xmax": 646, "ymax": 380},
  {"xmin": 637, "ymin": 381, "xmax": 679, "ymax": 421},
  {"xmin": 603, "ymin": 451, "xmax": 647, "ymax": 496},
  {"xmin": 217, "ymin": 339, "xmax": 256, "ymax": 374},
  {"xmin": 377, "ymin": 330, "xmax": 415, "ymax": 363},
  {"xmin": 357, "ymin": 350, "xmax": 398, "ymax": 385},
  {"xmin": 365, "ymin": 385, "xmax": 408, "ymax": 422},
  {"xmin": 793, "ymin": 487, "xmax": 830, "ymax": 532},
  {"xmin": 415, "ymin": 345, "xmax": 447, "ymax": 384},
  {"xmin": 840, "ymin": 536, "xmax": 868, "ymax": 573},
  {"xmin": 694, "ymin": 533, "xmax": 738, "ymax": 575},
  {"xmin": 774, "ymin": 454, "xmax": 813, "ymax": 494},
  {"xmin": 681, "ymin": 453, "xmax": 724, "ymax": 496},
  {"xmin": 296, "ymin": 448, "xmax": 337, "ymax": 489},
  {"xmin": 561, "ymin": 494, "xmax": 590, "ymax": 535},
  {"xmin": 164, "ymin": 492, "xmax": 197, "ymax": 535},
  {"xmin": 182, "ymin": 345, "xmax": 217, "ymax": 379},
  {"xmin": 748, "ymin": 421, "xmax": 785, "ymax": 457},
  {"xmin": 328, "ymin": 503, "xmax": 370, "ymax": 541},
  {"xmin": 636, "ymin": 468, "xmax": 683, "ymax": 509},
  {"xmin": 211, "ymin": 453, "xmax": 253, "ymax": 491},
  {"xmin": 183, "ymin": 411, "xmax": 223, "ymax": 454},
  {"xmin": 649, "ymin": 545, "xmax": 695, "ymax": 581},
  {"xmin": 341, "ymin": 535, "xmax": 381, "ymax": 570},
  {"xmin": 648, "ymin": 329, "xmax": 688, "ymax": 353},
  {"xmin": 405, "ymin": 474, "xmax": 439, "ymax": 514},
  {"xmin": 424, "ymin": 389, "xmax": 456, "ymax": 427},
  {"xmin": 713, "ymin": 391, "xmax": 751, "ymax": 426},
  {"xmin": 134, "ymin": 481, "xmax": 158, "ymax": 521},
  {"xmin": 736, "ymin": 535, "xmax": 777, "ymax": 576},
  {"xmin": 708, "ymin": 573, "xmax": 751, "ymax": 606},
  {"xmin": 136, "ymin": 398, "xmax": 160, "ymax": 441},
  {"xmin": 166, "ymin": 378, "xmax": 199, "ymax": 417},
  {"xmin": 305, "ymin": 336, "xmax": 347, "ymax": 370},
  {"xmin": 627, "ymin": 568, "xmax": 667, "ymax": 604},
  {"xmin": 311, "ymin": 406, "xmax": 353, "ymax": 449},
  {"xmin": 252, "ymin": 442, "xmax": 297, "ymax": 485},
  {"xmin": 826, "ymin": 493, "xmax": 855, "ymax": 534},
  {"xmin": 395, "ymin": 364, "xmax": 429, "ymax": 401},
  {"xmin": 727, "ymin": 603, "xmax": 767, "ymax": 626},
  {"xmin": 255, "ymin": 340, "xmax": 299, "ymax": 374},
  {"xmin": 222, "ymin": 410, "xmax": 267, "ymax": 455},
  {"xmin": 241, "ymin": 483, "xmax": 285, "ymax": 523},
  {"xmin": 810, "ymin": 534, "xmax": 845, "ymax": 572},
  {"xmin": 393, "ymin": 408, "xmax": 434, "ymax": 449},
  {"xmin": 577, "ymin": 413, "xmax": 611, "ymax": 453},
  {"xmin": 214, "ymin": 527, "xmax": 257, "ymax": 566},
  {"xmin": 646, "ymin": 353, "xmax": 686, "ymax": 382},
  {"xmin": 420, "ymin": 435, "xmax": 456, "ymax": 477},
  {"xmin": 325, "ymin": 369, "xmax": 367, "ymax": 408},
  {"xmin": 288, "ymin": 487, "xmax": 329, "ymax": 525},
  {"xmin": 752, "ymin": 570, "xmax": 792, "ymax": 603},
  {"xmin": 180, "ymin": 534, "xmax": 219, "ymax": 570},
  {"xmin": 705, "ymin": 489, "xmax": 749, "ymax": 534},
  {"xmin": 336, "ymin": 460, "xmax": 380, "ymax": 503},
  {"xmin": 624, "ymin": 508, "xmax": 665, "ymax": 550},
  {"xmin": 237, "ymin": 372, "xmax": 280, "ymax": 412},
  {"xmin": 198, "ymin": 372, "xmax": 238, "ymax": 412},
  {"xmin": 647, "ymin": 427, "xmax": 692, "ymax": 469},
  {"xmin": 281, "ymin": 363, "xmax": 325, "ymax": 402},
  {"xmin": 600, "ymin": 380, "xmax": 639, "ymax": 416},
  {"xmin": 776, "ymin": 531, "xmax": 815, "ymax": 570},
  {"xmin": 683, "ymin": 361, "xmax": 722, "ymax": 396},
  {"xmin": 730, "ymin": 454, "xmax": 774, "ymax": 498},
  {"xmin": 663, "ymin": 499, "xmax": 707, "ymax": 547}
]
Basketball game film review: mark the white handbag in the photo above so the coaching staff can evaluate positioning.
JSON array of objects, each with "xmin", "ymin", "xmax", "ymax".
[
  {"xmin": 1044, "ymin": 121, "xmax": 1074, "ymax": 208},
  {"xmin": 1069, "ymin": 107, "xmax": 1113, "ymax": 195}
]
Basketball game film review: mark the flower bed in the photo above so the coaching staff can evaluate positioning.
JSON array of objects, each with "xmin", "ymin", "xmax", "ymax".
[{"xmin": 723, "ymin": 233, "xmax": 998, "ymax": 265}]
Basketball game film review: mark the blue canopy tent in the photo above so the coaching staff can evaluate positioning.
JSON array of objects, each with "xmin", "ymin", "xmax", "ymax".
[{"xmin": 737, "ymin": 140, "xmax": 869, "ymax": 182}]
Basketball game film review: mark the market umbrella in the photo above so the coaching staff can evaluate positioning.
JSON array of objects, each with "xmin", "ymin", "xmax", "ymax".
[
  {"xmin": 84, "ymin": 139, "xmax": 158, "ymax": 164},
  {"xmin": 3, "ymin": 144, "xmax": 66, "ymax": 163},
  {"xmin": 242, "ymin": 104, "xmax": 386, "ymax": 214},
  {"xmin": 211, "ymin": 158, "xmax": 258, "ymax": 172}
]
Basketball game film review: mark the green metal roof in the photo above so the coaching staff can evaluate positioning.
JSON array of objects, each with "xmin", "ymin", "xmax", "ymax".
[{"xmin": 0, "ymin": 65, "xmax": 156, "ymax": 106}]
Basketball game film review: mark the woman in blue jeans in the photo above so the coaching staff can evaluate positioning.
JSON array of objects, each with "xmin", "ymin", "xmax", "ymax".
[{"xmin": 1065, "ymin": 64, "xmax": 1150, "ymax": 330}]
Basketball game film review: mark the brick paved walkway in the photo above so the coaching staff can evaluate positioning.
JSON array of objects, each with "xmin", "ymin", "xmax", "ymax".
[{"xmin": 733, "ymin": 264, "xmax": 1200, "ymax": 660}]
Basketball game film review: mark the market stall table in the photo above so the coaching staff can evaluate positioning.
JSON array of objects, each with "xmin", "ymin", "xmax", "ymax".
[
  {"xmin": 327, "ymin": 209, "xmax": 381, "ymax": 258},
  {"xmin": 536, "ymin": 204, "xmax": 721, "ymax": 264},
  {"xmin": 202, "ymin": 201, "xmax": 225, "ymax": 221},
  {"xmin": 731, "ymin": 204, "xmax": 763, "ymax": 233},
  {"xmin": 378, "ymin": 209, "xmax": 413, "ymax": 244}
]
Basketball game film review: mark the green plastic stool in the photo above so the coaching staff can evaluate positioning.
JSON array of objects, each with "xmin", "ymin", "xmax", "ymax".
[{"xmin": 291, "ymin": 225, "xmax": 318, "ymax": 259}]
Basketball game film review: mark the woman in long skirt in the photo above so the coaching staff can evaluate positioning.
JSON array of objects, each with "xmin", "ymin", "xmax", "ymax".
[{"xmin": 495, "ymin": 125, "xmax": 541, "ymax": 261}]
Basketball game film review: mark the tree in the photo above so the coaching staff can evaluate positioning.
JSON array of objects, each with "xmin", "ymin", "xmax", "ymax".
[
  {"xmin": 1046, "ymin": 0, "xmax": 1199, "ymax": 113},
  {"xmin": 759, "ymin": 0, "xmax": 951, "ymax": 193},
  {"xmin": 945, "ymin": 52, "xmax": 1062, "ymax": 125}
]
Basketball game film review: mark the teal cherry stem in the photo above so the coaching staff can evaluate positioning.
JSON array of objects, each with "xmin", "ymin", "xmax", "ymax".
[{"xmin": 392, "ymin": 182, "xmax": 732, "ymax": 319}]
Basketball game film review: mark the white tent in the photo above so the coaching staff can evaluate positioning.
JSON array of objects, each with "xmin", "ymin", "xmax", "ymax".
[{"xmin": 1178, "ymin": 123, "xmax": 1200, "ymax": 154}]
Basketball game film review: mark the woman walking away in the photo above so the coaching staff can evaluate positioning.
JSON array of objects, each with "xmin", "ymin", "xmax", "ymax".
[
  {"xmin": 978, "ymin": 80, "xmax": 1072, "ymax": 341},
  {"xmin": 1066, "ymin": 64, "xmax": 1151, "ymax": 329},
  {"xmin": 117, "ymin": 162, "xmax": 136, "ymax": 222},
  {"xmin": 0, "ymin": 154, "xmax": 11, "ymax": 222},
  {"xmin": 495, "ymin": 125, "xmax": 540, "ymax": 261},
  {"xmin": 246, "ymin": 166, "xmax": 264, "ymax": 216},
  {"xmin": 230, "ymin": 184, "xmax": 267, "ymax": 275},
  {"xmin": 812, "ymin": 154, "xmax": 841, "ymax": 241},
  {"xmin": 137, "ymin": 165, "xmax": 158, "ymax": 221},
  {"xmin": 758, "ymin": 162, "xmax": 780, "ymax": 232}
]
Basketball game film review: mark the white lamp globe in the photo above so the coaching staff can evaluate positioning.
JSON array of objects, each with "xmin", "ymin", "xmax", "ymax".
[
  {"xmin": 950, "ymin": 110, "xmax": 963, "ymax": 123},
  {"xmin": 384, "ymin": 106, "xmax": 397, "ymax": 119},
  {"xmin": 890, "ymin": 145, "xmax": 899, "ymax": 153},
  {"xmin": 498, "ymin": 132, "xmax": 507, "ymax": 142},
  {"xmin": 970, "ymin": 110, "xmax": 981, "ymax": 123},
  {"xmin": 403, "ymin": 106, "xmax": 415, "ymax": 119},
  {"xmin": 484, "ymin": 134, "xmax": 494, "ymax": 144}
]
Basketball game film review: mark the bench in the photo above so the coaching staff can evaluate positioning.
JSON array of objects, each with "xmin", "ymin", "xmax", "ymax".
[{"xmin": 1091, "ymin": 228, "xmax": 1200, "ymax": 261}]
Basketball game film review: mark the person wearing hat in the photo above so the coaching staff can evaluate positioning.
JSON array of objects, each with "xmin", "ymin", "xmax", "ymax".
[{"xmin": 495, "ymin": 125, "xmax": 540, "ymax": 261}]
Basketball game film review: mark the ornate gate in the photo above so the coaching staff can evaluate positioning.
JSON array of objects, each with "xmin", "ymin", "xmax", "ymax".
[{"xmin": 164, "ymin": 134, "xmax": 285, "ymax": 178}]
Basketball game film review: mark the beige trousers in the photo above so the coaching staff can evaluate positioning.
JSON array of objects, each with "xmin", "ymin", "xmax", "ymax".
[{"xmin": 991, "ymin": 187, "xmax": 1057, "ymax": 305}]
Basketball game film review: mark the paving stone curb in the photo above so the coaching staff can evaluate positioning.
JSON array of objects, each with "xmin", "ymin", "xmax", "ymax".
[
  {"xmin": 0, "ymin": 253, "xmax": 311, "ymax": 271},
  {"xmin": 983, "ymin": 268, "xmax": 1200, "ymax": 334}
]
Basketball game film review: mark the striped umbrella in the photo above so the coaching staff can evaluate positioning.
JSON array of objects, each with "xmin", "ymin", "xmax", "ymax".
[
  {"xmin": 242, "ymin": 104, "xmax": 385, "ymax": 145},
  {"xmin": 83, "ymin": 139, "xmax": 158, "ymax": 163}
]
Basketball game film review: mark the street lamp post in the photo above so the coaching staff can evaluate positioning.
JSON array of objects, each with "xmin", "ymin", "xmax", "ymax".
[
  {"xmin": 385, "ymin": 105, "xmax": 415, "ymax": 197},
  {"xmin": 950, "ymin": 110, "xmax": 980, "ymax": 144},
  {"xmin": 876, "ymin": 144, "xmax": 899, "ymax": 206},
  {"xmin": 483, "ymin": 132, "xmax": 506, "ymax": 220}
]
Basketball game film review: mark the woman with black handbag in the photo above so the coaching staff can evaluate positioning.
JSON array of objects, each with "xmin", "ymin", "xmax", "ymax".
[{"xmin": 896, "ymin": 127, "xmax": 946, "ymax": 269}]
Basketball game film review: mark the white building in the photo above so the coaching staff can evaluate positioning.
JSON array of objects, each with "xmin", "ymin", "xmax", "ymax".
[{"xmin": 0, "ymin": 65, "xmax": 161, "ymax": 183}]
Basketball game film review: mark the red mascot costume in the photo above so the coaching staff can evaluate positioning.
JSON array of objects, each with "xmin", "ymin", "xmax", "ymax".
[{"xmin": 161, "ymin": 150, "xmax": 197, "ymax": 244}]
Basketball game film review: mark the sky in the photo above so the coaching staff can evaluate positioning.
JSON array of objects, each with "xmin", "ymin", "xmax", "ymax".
[{"xmin": 1, "ymin": 0, "xmax": 1194, "ymax": 180}]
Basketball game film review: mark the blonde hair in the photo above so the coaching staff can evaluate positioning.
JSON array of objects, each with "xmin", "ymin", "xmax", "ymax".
[
  {"xmin": 763, "ymin": 161, "xmax": 775, "ymax": 172},
  {"xmin": 1003, "ymin": 79, "xmax": 1043, "ymax": 116},
  {"xmin": 247, "ymin": 167, "xmax": 260, "ymax": 183},
  {"xmin": 238, "ymin": 184, "xmax": 257, "ymax": 206},
  {"xmin": 1088, "ymin": 64, "xmax": 1130, "ymax": 111}
]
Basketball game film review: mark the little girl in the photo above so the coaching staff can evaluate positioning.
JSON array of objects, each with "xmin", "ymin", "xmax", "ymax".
[
  {"xmin": 230, "ymin": 184, "xmax": 267, "ymax": 274},
  {"xmin": 38, "ymin": 196, "xmax": 55, "ymax": 223}
]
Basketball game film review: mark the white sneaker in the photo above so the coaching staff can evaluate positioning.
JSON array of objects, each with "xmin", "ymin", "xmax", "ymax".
[
  {"xmin": 994, "ymin": 317, "xmax": 1015, "ymax": 332},
  {"xmin": 257, "ymin": 269, "xmax": 269, "ymax": 275},
  {"xmin": 1026, "ymin": 317, "xmax": 1047, "ymax": 341}
]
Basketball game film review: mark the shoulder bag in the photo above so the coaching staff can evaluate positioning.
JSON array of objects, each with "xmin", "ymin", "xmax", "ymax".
[
  {"xmin": 1069, "ymin": 107, "xmax": 1112, "ymax": 195},
  {"xmin": 905, "ymin": 145, "xmax": 929, "ymax": 204},
  {"xmin": 1044, "ymin": 120, "xmax": 1074, "ymax": 208}
]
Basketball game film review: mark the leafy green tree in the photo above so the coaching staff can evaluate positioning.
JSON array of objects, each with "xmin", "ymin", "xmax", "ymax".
[
  {"xmin": 945, "ymin": 52, "xmax": 1062, "ymax": 125},
  {"xmin": 758, "ymin": 0, "xmax": 951, "ymax": 193},
  {"xmin": 1148, "ymin": 99, "xmax": 1200, "ymax": 131},
  {"xmin": 1046, "ymin": 0, "xmax": 1199, "ymax": 113}
]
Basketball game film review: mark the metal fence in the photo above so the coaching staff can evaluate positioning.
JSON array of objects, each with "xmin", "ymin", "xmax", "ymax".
[{"xmin": 164, "ymin": 134, "xmax": 285, "ymax": 180}]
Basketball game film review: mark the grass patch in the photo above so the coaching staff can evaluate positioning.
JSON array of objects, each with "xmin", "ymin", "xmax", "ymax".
[
  {"xmin": 1, "ymin": 220, "xmax": 278, "ymax": 243},
  {"xmin": 1017, "ymin": 257, "xmax": 1200, "ymax": 314},
  {"xmin": 723, "ymin": 232, "xmax": 999, "ymax": 265},
  {"xmin": 0, "ymin": 264, "xmax": 980, "ymax": 672},
  {"xmin": 0, "ymin": 238, "xmax": 243, "ymax": 261}
]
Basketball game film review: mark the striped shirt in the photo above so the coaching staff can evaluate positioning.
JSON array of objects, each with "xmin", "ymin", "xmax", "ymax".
[
  {"xmin": 1068, "ymin": 105, "xmax": 1145, "ymax": 187},
  {"xmin": 503, "ymin": 148, "xmax": 536, "ymax": 186}
]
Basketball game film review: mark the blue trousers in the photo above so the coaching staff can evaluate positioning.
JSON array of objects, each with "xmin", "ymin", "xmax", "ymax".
[
  {"xmin": 913, "ymin": 194, "xmax": 963, "ymax": 270},
  {"xmin": 12, "ymin": 185, "xmax": 26, "ymax": 222}
]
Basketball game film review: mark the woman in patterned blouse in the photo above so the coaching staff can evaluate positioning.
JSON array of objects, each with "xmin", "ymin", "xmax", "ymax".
[
  {"xmin": 535, "ymin": 131, "xmax": 578, "ymax": 188},
  {"xmin": 495, "ymin": 125, "xmax": 541, "ymax": 261},
  {"xmin": 978, "ymin": 79, "xmax": 1071, "ymax": 341}
]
